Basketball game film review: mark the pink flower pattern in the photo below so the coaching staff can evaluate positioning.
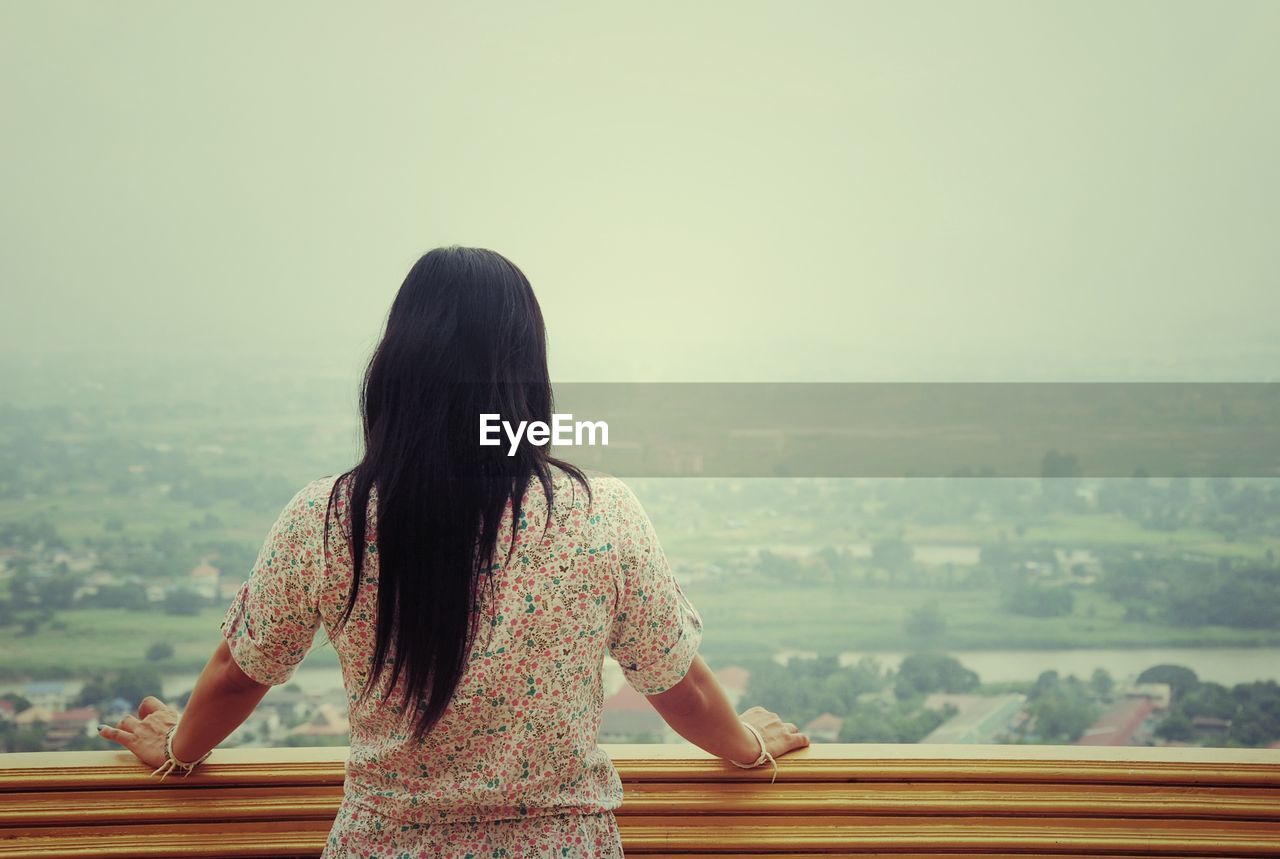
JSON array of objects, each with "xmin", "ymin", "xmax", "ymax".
[{"xmin": 220, "ymin": 468, "xmax": 702, "ymax": 858}]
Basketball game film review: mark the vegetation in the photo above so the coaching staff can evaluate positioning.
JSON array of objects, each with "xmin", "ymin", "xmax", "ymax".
[
  {"xmin": 1147, "ymin": 666, "xmax": 1280, "ymax": 747},
  {"xmin": 1, "ymin": 359, "xmax": 1279, "ymax": 752}
]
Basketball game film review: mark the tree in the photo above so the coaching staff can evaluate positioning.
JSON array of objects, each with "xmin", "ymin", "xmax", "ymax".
[
  {"xmin": 1180, "ymin": 682, "xmax": 1235, "ymax": 720},
  {"xmin": 894, "ymin": 654, "xmax": 979, "ymax": 698},
  {"xmin": 78, "ymin": 666, "xmax": 164, "ymax": 709},
  {"xmin": 1002, "ymin": 583, "xmax": 1073, "ymax": 617},
  {"xmin": 1, "ymin": 692, "xmax": 31, "ymax": 714},
  {"xmin": 163, "ymin": 588, "xmax": 204, "ymax": 616},
  {"xmin": 871, "ymin": 538, "xmax": 913, "ymax": 574},
  {"xmin": 1089, "ymin": 668, "xmax": 1114, "ymax": 699},
  {"xmin": 35, "ymin": 573, "xmax": 78, "ymax": 610},
  {"xmin": 1030, "ymin": 685, "xmax": 1098, "ymax": 742},
  {"xmin": 1040, "ymin": 450, "xmax": 1083, "ymax": 478},
  {"xmin": 146, "ymin": 642, "xmax": 175, "ymax": 662},
  {"xmin": 8, "ymin": 569, "xmax": 37, "ymax": 610},
  {"xmin": 837, "ymin": 701, "xmax": 950, "ymax": 744},
  {"xmin": 90, "ymin": 584, "xmax": 147, "ymax": 611},
  {"xmin": 904, "ymin": 602, "xmax": 946, "ymax": 645},
  {"xmin": 1155, "ymin": 711, "xmax": 1195, "ymax": 742}
]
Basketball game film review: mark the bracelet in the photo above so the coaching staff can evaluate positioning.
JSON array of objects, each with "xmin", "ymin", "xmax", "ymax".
[
  {"xmin": 729, "ymin": 720, "xmax": 778, "ymax": 784},
  {"xmin": 150, "ymin": 724, "xmax": 212, "ymax": 781}
]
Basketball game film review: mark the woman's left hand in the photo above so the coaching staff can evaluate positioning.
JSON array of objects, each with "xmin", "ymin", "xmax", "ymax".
[{"xmin": 98, "ymin": 696, "xmax": 179, "ymax": 769}]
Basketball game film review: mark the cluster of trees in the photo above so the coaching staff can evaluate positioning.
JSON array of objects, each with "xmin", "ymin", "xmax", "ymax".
[
  {"xmin": 0, "ymin": 525, "xmax": 259, "ymax": 630},
  {"xmin": 1023, "ymin": 670, "xmax": 1103, "ymax": 743},
  {"xmin": 1096, "ymin": 477, "xmax": 1280, "ymax": 536},
  {"xmin": 0, "ymin": 518, "xmax": 65, "ymax": 551},
  {"xmin": 1001, "ymin": 582, "xmax": 1074, "ymax": 618},
  {"xmin": 1147, "ymin": 665, "xmax": 1280, "ymax": 747},
  {"xmin": 76, "ymin": 665, "xmax": 165, "ymax": 710},
  {"xmin": 754, "ymin": 539, "xmax": 1064, "ymax": 594},
  {"xmin": 1104, "ymin": 556, "xmax": 1280, "ymax": 631},
  {"xmin": 839, "ymin": 654, "xmax": 982, "ymax": 743},
  {"xmin": 737, "ymin": 653, "xmax": 985, "ymax": 744},
  {"xmin": 738, "ymin": 655, "xmax": 885, "ymax": 728}
]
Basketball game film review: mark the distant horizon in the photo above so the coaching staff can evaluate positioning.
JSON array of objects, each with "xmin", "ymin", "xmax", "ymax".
[{"xmin": 2, "ymin": 340, "xmax": 1277, "ymax": 385}]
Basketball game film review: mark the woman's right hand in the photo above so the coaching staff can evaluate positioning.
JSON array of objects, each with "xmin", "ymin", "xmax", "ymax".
[{"xmin": 739, "ymin": 705, "xmax": 810, "ymax": 761}]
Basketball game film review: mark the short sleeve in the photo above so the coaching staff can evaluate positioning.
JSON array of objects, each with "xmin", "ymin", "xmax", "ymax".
[
  {"xmin": 220, "ymin": 479, "xmax": 329, "ymax": 686},
  {"xmin": 604, "ymin": 478, "xmax": 703, "ymax": 695}
]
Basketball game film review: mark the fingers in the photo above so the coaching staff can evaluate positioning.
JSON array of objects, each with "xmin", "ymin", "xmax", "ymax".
[
  {"xmin": 138, "ymin": 696, "xmax": 168, "ymax": 718},
  {"xmin": 738, "ymin": 707, "xmax": 812, "ymax": 757},
  {"xmin": 118, "ymin": 715, "xmax": 142, "ymax": 732},
  {"xmin": 98, "ymin": 724, "xmax": 135, "ymax": 748}
]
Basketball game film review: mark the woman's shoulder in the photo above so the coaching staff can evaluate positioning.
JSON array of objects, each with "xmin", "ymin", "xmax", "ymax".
[
  {"xmin": 543, "ymin": 466, "xmax": 644, "ymax": 519},
  {"xmin": 299, "ymin": 473, "xmax": 344, "ymax": 508},
  {"xmin": 277, "ymin": 474, "xmax": 347, "ymax": 534}
]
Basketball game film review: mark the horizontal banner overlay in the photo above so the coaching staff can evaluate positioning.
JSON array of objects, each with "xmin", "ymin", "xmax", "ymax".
[{"xmin": 540, "ymin": 383, "xmax": 1280, "ymax": 478}]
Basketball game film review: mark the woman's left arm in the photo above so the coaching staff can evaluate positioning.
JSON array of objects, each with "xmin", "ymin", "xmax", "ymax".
[
  {"xmin": 99, "ymin": 639, "xmax": 271, "ymax": 768},
  {"xmin": 101, "ymin": 479, "xmax": 330, "ymax": 768}
]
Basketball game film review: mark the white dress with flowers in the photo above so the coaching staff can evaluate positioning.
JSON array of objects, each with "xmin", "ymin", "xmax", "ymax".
[{"xmin": 220, "ymin": 467, "xmax": 702, "ymax": 858}]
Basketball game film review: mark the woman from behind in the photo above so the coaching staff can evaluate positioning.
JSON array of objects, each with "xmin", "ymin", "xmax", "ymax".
[{"xmin": 101, "ymin": 246, "xmax": 809, "ymax": 857}]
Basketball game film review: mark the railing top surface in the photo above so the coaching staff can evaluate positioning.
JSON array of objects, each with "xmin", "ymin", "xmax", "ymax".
[
  {"xmin": 2, "ymin": 744, "xmax": 1278, "ymax": 791},
  {"xmin": 4, "ymin": 742, "xmax": 1280, "ymax": 769}
]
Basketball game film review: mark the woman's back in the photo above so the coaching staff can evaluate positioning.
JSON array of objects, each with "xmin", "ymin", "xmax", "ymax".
[
  {"xmin": 221, "ymin": 465, "xmax": 703, "ymax": 854},
  {"xmin": 101, "ymin": 248, "xmax": 802, "ymax": 858}
]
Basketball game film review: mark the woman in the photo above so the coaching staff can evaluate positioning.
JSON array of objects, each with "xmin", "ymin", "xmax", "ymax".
[{"xmin": 101, "ymin": 246, "xmax": 809, "ymax": 857}]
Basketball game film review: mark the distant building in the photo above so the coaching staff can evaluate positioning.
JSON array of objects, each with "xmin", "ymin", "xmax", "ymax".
[
  {"xmin": 1190, "ymin": 716, "xmax": 1231, "ymax": 734},
  {"xmin": 22, "ymin": 681, "xmax": 71, "ymax": 712},
  {"xmin": 290, "ymin": 704, "xmax": 350, "ymax": 739},
  {"xmin": 921, "ymin": 693, "xmax": 1026, "ymax": 744},
  {"xmin": 262, "ymin": 687, "xmax": 319, "ymax": 724},
  {"xmin": 599, "ymin": 684, "xmax": 665, "ymax": 741},
  {"xmin": 99, "ymin": 697, "xmax": 133, "ymax": 726},
  {"xmin": 228, "ymin": 709, "xmax": 282, "ymax": 747},
  {"xmin": 13, "ymin": 707, "xmax": 54, "ymax": 727},
  {"xmin": 803, "ymin": 713, "xmax": 844, "ymax": 743},
  {"xmin": 1127, "ymin": 683, "xmax": 1172, "ymax": 710},
  {"xmin": 189, "ymin": 557, "xmax": 221, "ymax": 600},
  {"xmin": 43, "ymin": 707, "xmax": 99, "ymax": 751},
  {"xmin": 1075, "ymin": 697, "xmax": 1158, "ymax": 746}
]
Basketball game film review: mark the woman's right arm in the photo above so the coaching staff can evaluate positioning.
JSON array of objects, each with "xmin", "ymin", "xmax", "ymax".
[
  {"xmin": 647, "ymin": 654, "xmax": 809, "ymax": 764},
  {"xmin": 601, "ymin": 477, "xmax": 807, "ymax": 764}
]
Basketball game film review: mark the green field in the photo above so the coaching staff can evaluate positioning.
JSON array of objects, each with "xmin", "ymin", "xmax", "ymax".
[
  {"xmin": 686, "ymin": 581, "xmax": 1280, "ymax": 660},
  {"xmin": 0, "ymin": 607, "xmax": 341, "ymax": 680}
]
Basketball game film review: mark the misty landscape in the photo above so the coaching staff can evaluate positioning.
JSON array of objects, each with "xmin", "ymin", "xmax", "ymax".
[
  {"xmin": 2, "ymin": 353, "xmax": 1277, "ymax": 754},
  {"xmin": 4, "ymin": 0, "xmax": 1279, "ymax": 774}
]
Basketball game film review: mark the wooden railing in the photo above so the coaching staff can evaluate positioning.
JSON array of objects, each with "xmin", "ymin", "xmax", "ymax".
[{"xmin": 1, "ymin": 744, "xmax": 1278, "ymax": 857}]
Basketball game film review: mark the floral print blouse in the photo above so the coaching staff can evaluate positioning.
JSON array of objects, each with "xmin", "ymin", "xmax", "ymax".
[{"xmin": 220, "ymin": 468, "xmax": 703, "ymax": 858}]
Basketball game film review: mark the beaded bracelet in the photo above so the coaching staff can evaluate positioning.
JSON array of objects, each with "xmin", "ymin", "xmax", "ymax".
[
  {"xmin": 150, "ymin": 724, "xmax": 212, "ymax": 781},
  {"xmin": 729, "ymin": 720, "xmax": 778, "ymax": 784}
]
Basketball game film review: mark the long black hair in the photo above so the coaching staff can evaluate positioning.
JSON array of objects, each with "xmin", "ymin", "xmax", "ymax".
[{"xmin": 324, "ymin": 246, "xmax": 589, "ymax": 740}]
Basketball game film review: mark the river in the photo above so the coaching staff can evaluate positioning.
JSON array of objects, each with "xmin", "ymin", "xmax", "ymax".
[
  {"xmin": 774, "ymin": 647, "xmax": 1280, "ymax": 686},
  {"xmin": 7, "ymin": 647, "xmax": 1275, "ymax": 703}
]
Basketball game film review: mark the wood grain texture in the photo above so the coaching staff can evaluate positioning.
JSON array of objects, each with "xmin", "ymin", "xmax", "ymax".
[{"xmin": 1, "ymin": 744, "xmax": 1277, "ymax": 858}]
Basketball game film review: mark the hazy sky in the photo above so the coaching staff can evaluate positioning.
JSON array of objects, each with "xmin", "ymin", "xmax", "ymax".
[{"xmin": 3, "ymin": 1, "xmax": 1277, "ymax": 381}]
